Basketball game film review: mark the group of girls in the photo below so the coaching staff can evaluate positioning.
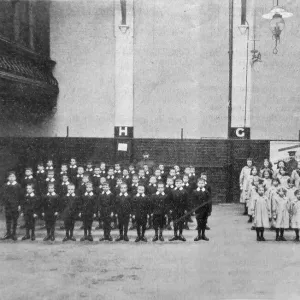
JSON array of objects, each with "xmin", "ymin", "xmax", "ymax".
[{"xmin": 240, "ymin": 157, "xmax": 300, "ymax": 241}]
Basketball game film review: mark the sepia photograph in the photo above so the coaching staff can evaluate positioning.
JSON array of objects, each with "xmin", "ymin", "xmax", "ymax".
[{"xmin": 0, "ymin": 0, "xmax": 300, "ymax": 299}]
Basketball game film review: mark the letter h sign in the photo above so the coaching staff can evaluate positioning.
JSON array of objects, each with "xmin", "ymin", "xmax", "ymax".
[{"xmin": 114, "ymin": 126, "xmax": 134, "ymax": 138}]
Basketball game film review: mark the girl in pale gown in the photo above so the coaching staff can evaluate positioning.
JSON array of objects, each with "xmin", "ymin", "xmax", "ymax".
[
  {"xmin": 268, "ymin": 178, "xmax": 280, "ymax": 230},
  {"xmin": 259, "ymin": 158, "xmax": 273, "ymax": 178},
  {"xmin": 276, "ymin": 168, "xmax": 290, "ymax": 189},
  {"xmin": 290, "ymin": 161, "xmax": 300, "ymax": 188},
  {"xmin": 273, "ymin": 160, "xmax": 286, "ymax": 180},
  {"xmin": 272, "ymin": 187, "xmax": 289, "ymax": 241},
  {"xmin": 253, "ymin": 185, "xmax": 270, "ymax": 241},
  {"xmin": 239, "ymin": 158, "xmax": 253, "ymax": 215},
  {"xmin": 290, "ymin": 189, "xmax": 300, "ymax": 241},
  {"xmin": 286, "ymin": 178, "xmax": 297, "ymax": 228},
  {"xmin": 246, "ymin": 167, "xmax": 260, "ymax": 224}
]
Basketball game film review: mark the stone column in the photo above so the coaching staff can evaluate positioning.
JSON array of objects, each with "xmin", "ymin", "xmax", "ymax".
[
  {"xmin": 231, "ymin": 0, "xmax": 255, "ymax": 139},
  {"xmin": 114, "ymin": 0, "xmax": 134, "ymax": 163}
]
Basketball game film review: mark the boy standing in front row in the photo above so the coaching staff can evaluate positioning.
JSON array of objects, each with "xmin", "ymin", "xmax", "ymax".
[
  {"xmin": 151, "ymin": 182, "xmax": 169, "ymax": 241},
  {"xmin": 1, "ymin": 171, "xmax": 22, "ymax": 241},
  {"xmin": 41, "ymin": 183, "xmax": 59, "ymax": 241},
  {"xmin": 79, "ymin": 182, "xmax": 97, "ymax": 242},
  {"xmin": 169, "ymin": 178, "xmax": 188, "ymax": 241},
  {"xmin": 98, "ymin": 183, "xmax": 114, "ymax": 241},
  {"xmin": 132, "ymin": 185, "xmax": 150, "ymax": 242},
  {"xmin": 115, "ymin": 183, "xmax": 132, "ymax": 241},
  {"xmin": 20, "ymin": 184, "xmax": 39, "ymax": 241},
  {"xmin": 192, "ymin": 178, "xmax": 211, "ymax": 241},
  {"xmin": 61, "ymin": 184, "xmax": 79, "ymax": 242}
]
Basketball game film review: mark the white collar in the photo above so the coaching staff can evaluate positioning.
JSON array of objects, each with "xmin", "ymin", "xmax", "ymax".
[
  {"xmin": 25, "ymin": 175, "xmax": 33, "ymax": 179},
  {"xmin": 119, "ymin": 192, "xmax": 128, "ymax": 197},
  {"xmin": 67, "ymin": 193, "xmax": 76, "ymax": 197},
  {"xmin": 166, "ymin": 185, "xmax": 174, "ymax": 188},
  {"xmin": 114, "ymin": 170, "xmax": 121, "ymax": 173},
  {"xmin": 189, "ymin": 173, "xmax": 195, "ymax": 177},
  {"xmin": 102, "ymin": 190, "xmax": 111, "ymax": 195},
  {"xmin": 26, "ymin": 192, "xmax": 35, "ymax": 197},
  {"xmin": 157, "ymin": 176, "xmax": 162, "ymax": 179},
  {"xmin": 47, "ymin": 192, "xmax": 56, "ymax": 196},
  {"xmin": 7, "ymin": 181, "xmax": 17, "ymax": 186},
  {"xmin": 107, "ymin": 175, "xmax": 114, "ymax": 179},
  {"xmin": 93, "ymin": 174, "xmax": 100, "ymax": 177},
  {"xmin": 70, "ymin": 165, "xmax": 77, "ymax": 168},
  {"xmin": 46, "ymin": 166, "xmax": 53, "ymax": 169},
  {"xmin": 183, "ymin": 183, "xmax": 189, "ymax": 186},
  {"xmin": 132, "ymin": 183, "xmax": 138, "ymax": 186},
  {"xmin": 46, "ymin": 178, "xmax": 55, "ymax": 182},
  {"xmin": 161, "ymin": 171, "xmax": 164, "ymax": 174},
  {"xmin": 85, "ymin": 192, "xmax": 93, "ymax": 196},
  {"xmin": 77, "ymin": 174, "xmax": 83, "ymax": 177},
  {"xmin": 149, "ymin": 183, "xmax": 156, "ymax": 186},
  {"xmin": 37, "ymin": 170, "xmax": 45, "ymax": 174},
  {"xmin": 145, "ymin": 171, "xmax": 149, "ymax": 174},
  {"xmin": 137, "ymin": 193, "xmax": 145, "ymax": 197},
  {"xmin": 62, "ymin": 182, "xmax": 70, "ymax": 185},
  {"xmin": 174, "ymin": 187, "xmax": 183, "ymax": 191},
  {"xmin": 156, "ymin": 191, "xmax": 165, "ymax": 195},
  {"xmin": 86, "ymin": 168, "xmax": 93, "ymax": 171},
  {"xmin": 196, "ymin": 187, "xmax": 206, "ymax": 192},
  {"xmin": 123, "ymin": 175, "xmax": 129, "ymax": 179},
  {"xmin": 139, "ymin": 176, "xmax": 145, "ymax": 179},
  {"xmin": 100, "ymin": 169, "xmax": 106, "ymax": 172},
  {"xmin": 131, "ymin": 171, "xmax": 135, "ymax": 174}
]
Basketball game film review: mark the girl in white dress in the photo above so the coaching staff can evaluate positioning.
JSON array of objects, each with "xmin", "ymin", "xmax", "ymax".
[
  {"xmin": 290, "ymin": 189, "xmax": 300, "ymax": 241},
  {"xmin": 290, "ymin": 161, "xmax": 300, "ymax": 189},
  {"xmin": 286, "ymin": 178, "xmax": 297, "ymax": 228},
  {"xmin": 276, "ymin": 168, "xmax": 290, "ymax": 189},
  {"xmin": 259, "ymin": 158, "xmax": 273, "ymax": 178},
  {"xmin": 239, "ymin": 158, "xmax": 253, "ymax": 215},
  {"xmin": 246, "ymin": 168, "xmax": 260, "ymax": 224},
  {"xmin": 253, "ymin": 185, "xmax": 270, "ymax": 241},
  {"xmin": 269, "ymin": 178, "xmax": 281, "ymax": 230},
  {"xmin": 272, "ymin": 187, "xmax": 289, "ymax": 241}
]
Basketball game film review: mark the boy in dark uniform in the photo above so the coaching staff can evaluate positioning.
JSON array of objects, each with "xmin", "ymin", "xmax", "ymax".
[
  {"xmin": 132, "ymin": 185, "xmax": 150, "ymax": 242},
  {"xmin": 151, "ymin": 182, "xmax": 169, "ymax": 241},
  {"xmin": 21, "ymin": 167, "xmax": 37, "ymax": 191},
  {"xmin": 1, "ymin": 171, "xmax": 22, "ymax": 240},
  {"xmin": 94, "ymin": 177, "xmax": 107, "ymax": 230},
  {"xmin": 158, "ymin": 164, "xmax": 167, "ymax": 183},
  {"xmin": 200, "ymin": 172, "xmax": 212, "ymax": 230},
  {"xmin": 164, "ymin": 177, "xmax": 175, "ymax": 230},
  {"xmin": 129, "ymin": 174, "xmax": 139, "ymax": 195},
  {"xmin": 92, "ymin": 165, "xmax": 101, "ymax": 187},
  {"xmin": 128, "ymin": 164, "xmax": 136, "ymax": 178},
  {"xmin": 114, "ymin": 163, "xmax": 122, "ymax": 176},
  {"xmin": 85, "ymin": 161, "xmax": 94, "ymax": 176},
  {"xmin": 115, "ymin": 183, "xmax": 132, "ymax": 241},
  {"xmin": 59, "ymin": 163, "xmax": 69, "ymax": 183},
  {"xmin": 20, "ymin": 184, "xmax": 39, "ymax": 241},
  {"xmin": 43, "ymin": 169, "xmax": 58, "ymax": 196},
  {"xmin": 76, "ymin": 172, "xmax": 90, "ymax": 197},
  {"xmin": 146, "ymin": 176, "xmax": 157, "ymax": 195},
  {"xmin": 182, "ymin": 174, "xmax": 193, "ymax": 230},
  {"xmin": 114, "ymin": 177, "xmax": 123, "ymax": 195},
  {"xmin": 106, "ymin": 167, "xmax": 116, "ymax": 188},
  {"xmin": 138, "ymin": 169, "xmax": 148, "ymax": 186},
  {"xmin": 36, "ymin": 163, "xmax": 46, "ymax": 196},
  {"xmin": 41, "ymin": 183, "xmax": 59, "ymax": 241},
  {"xmin": 192, "ymin": 178, "xmax": 211, "ymax": 241},
  {"xmin": 75, "ymin": 166, "xmax": 85, "ymax": 188},
  {"xmin": 169, "ymin": 168, "xmax": 179, "ymax": 182},
  {"xmin": 68, "ymin": 157, "xmax": 78, "ymax": 184},
  {"xmin": 143, "ymin": 164, "xmax": 152, "ymax": 181},
  {"xmin": 122, "ymin": 168, "xmax": 131, "ymax": 186},
  {"xmin": 79, "ymin": 182, "xmax": 97, "ymax": 241},
  {"xmin": 61, "ymin": 184, "xmax": 79, "ymax": 242},
  {"xmin": 174, "ymin": 165, "xmax": 181, "ymax": 177},
  {"xmin": 99, "ymin": 162, "xmax": 106, "ymax": 176},
  {"xmin": 98, "ymin": 182, "xmax": 115, "ymax": 241},
  {"xmin": 154, "ymin": 169, "xmax": 164, "ymax": 184},
  {"xmin": 59, "ymin": 174, "xmax": 71, "ymax": 197},
  {"xmin": 45, "ymin": 159, "xmax": 55, "ymax": 175},
  {"xmin": 169, "ymin": 178, "xmax": 188, "ymax": 242}
]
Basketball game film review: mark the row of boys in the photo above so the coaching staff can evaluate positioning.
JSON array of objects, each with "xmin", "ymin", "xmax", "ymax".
[{"xmin": 1, "ymin": 168, "xmax": 212, "ymax": 243}]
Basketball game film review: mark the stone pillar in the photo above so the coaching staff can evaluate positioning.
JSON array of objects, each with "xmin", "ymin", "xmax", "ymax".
[
  {"xmin": 230, "ymin": 0, "xmax": 255, "ymax": 139},
  {"xmin": 114, "ymin": 0, "xmax": 134, "ymax": 163}
]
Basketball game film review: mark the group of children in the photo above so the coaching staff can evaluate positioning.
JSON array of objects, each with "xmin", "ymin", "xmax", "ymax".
[
  {"xmin": 240, "ymin": 157, "xmax": 300, "ymax": 241},
  {"xmin": 0, "ymin": 158, "xmax": 212, "ymax": 243}
]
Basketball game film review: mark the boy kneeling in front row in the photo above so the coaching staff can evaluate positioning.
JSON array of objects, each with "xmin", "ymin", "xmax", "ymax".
[{"xmin": 192, "ymin": 178, "xmax": 211, "ymax": 241}]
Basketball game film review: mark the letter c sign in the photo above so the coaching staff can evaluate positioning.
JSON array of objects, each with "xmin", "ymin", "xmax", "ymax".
[
  {"xmin": 230, "ymin": 127, "xmax": 250, "ymax": 139},
  {"xmin": 236, "ymin": 128, "xmax": 245, "ymax": 138}
]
